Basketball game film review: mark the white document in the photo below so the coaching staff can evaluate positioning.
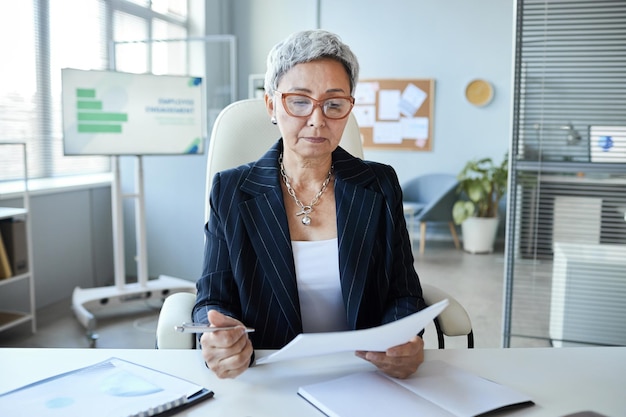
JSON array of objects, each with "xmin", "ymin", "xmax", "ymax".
[
  {"xmin": 298, "ymin": 360, "xmax": 534, "ymax": 417},
  {"xmin": 354, "ymin": 81, "xmax": 378, "ymax": 105},
  {"xmin": 372, "ymin": 121, "xmax": 403, "ymax": 144},
  {"xmin": 377, "ymin": 89, "xmax": 401, "ymax": 120},
  {"xmin": 399, "ymin": 83, "xmax": 428, "ymax": 117},
  {"xmin": 352, "ymin": 105, "xmax": 376, "ymax": 127},
  {"xmin": 401, "ymin": 116, "xmax": 429, "ymax": 140},
  {"xmin": 256, "ymin": 299, "xmax": 448, "ymax": 365},
  {"xmin": 0, "ymin": 358, "xmax": 212, "ymax": 417}
]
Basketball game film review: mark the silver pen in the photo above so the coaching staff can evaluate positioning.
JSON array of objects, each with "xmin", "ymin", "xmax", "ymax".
[{"xmin": 174, "ymin": 323, "xmax": 255, "ymax": 334}]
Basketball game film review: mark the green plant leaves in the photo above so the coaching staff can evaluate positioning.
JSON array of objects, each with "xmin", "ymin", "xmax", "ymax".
[{"xmin": 453, "ymin": 153, "xmax": 508, "ymax": 224}]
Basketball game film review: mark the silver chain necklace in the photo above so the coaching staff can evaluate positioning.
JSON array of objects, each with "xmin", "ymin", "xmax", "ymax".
[{"xmin": 279, "ymin": 153, "xmax": 333, "ymax": 226}]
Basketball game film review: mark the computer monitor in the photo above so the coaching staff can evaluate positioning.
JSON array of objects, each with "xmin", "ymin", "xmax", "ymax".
[{"xmin": 589, "ymin": 125, "xmax": 626, "ymax": 163}]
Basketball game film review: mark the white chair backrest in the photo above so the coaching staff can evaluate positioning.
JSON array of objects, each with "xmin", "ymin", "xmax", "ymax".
[{"xmin": 204, "ymin": 98, "xmax": 363, "ymax": 220}]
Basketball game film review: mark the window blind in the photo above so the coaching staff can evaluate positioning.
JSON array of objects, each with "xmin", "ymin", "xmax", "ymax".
[
  {"xmin": 0, "ymin": 0, "xmax": 192, "ymax": 182},
  {"xmin": 504, "ymin": 0, "xmax": 626, "ymax": 347},
  {"xmin": 49, "ymin": 0, "xmax": 111, "ymax": 176},
  {"xmin": 0, "ymin": 1, "xmax": 40, "ymax": 181}
]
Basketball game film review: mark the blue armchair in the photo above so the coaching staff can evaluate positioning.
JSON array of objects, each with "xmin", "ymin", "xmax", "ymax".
[{"xmin": 402, "ymin": 173, "xmax": 461, "ymax": 254}]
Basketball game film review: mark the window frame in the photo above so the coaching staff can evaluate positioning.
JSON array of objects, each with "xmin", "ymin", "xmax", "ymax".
[{"xmin": 0, "ymin": 0, "xmax": 191, "ymax": 182}]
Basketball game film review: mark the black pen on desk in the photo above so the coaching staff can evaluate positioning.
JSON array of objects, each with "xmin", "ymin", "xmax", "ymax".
[{"xmin": 174, "ymin": 323, "xmax": 255, "ymax": 334}]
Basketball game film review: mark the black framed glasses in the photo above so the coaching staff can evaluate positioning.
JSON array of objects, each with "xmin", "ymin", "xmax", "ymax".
[{"xmin": 277, "ymin": 91, "xmax": 355, "ymax": 120}]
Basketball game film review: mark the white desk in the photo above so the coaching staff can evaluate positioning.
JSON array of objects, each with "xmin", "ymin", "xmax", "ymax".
[{"xmin": 0, "ymin": 347, "xmax": 624, "ymax": 417}]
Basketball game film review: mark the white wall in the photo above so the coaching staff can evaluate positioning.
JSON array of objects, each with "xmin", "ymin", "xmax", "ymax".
[
  {"xmin": 118, "ymin": 155, "xmax": 207, "ymax": 281},
  {"xmin": 232, "ymin": 0, "xmax": 319, "ymax": 98},
  {"xmin": 325, "ymin": 0, "xmax": 513, "ymax": 184}
]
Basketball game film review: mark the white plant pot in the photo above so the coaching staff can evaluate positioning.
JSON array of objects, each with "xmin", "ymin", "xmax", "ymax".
[{"xmin": 461, "ymin": 217, "xmax": 499, "ymax": 254}]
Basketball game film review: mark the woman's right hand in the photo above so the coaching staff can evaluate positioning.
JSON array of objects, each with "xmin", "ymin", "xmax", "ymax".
[{"xmin": 200, "ymin": 309, "xmax": 253, "ymax": 379}]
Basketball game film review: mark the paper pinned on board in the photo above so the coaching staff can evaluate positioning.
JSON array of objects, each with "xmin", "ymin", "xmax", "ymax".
[{"xmin": 256, "ymin": 299, "xmax": 449, "ymax": 365}]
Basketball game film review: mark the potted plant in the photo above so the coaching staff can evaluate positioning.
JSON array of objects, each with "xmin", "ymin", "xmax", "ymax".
[{"xmin": 452, "ymin": 154, "xmax": 508, "ymax": 253}]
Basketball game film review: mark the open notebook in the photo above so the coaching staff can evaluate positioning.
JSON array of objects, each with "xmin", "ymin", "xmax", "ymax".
[
  {"xmin": 0, "ymin": 357, "xmax": 213, "ymax": 417},
  {"xmin": 298, "ymin": 360, "xmax": 534, "ymax": 417}
]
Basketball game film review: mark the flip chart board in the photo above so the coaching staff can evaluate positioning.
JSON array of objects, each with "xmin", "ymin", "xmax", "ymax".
[{"xmin": 61, "ymin": 68, "xmax": 205, "ymax": 155}]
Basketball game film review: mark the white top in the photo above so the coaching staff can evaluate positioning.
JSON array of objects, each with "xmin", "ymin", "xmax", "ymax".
[{"xmin": 292, "ymin": 238, "xmax": 349, "ymax": 333}]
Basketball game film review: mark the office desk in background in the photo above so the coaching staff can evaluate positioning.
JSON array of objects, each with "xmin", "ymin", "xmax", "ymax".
[
  {"xmin": 519, "ymin": 174, "xmax": 626, "ymax": 259},
  {"xmin": 0, "ymin": 347, "xmax": 624, "ymax": 417}
]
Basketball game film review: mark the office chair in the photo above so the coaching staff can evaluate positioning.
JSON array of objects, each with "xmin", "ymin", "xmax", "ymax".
[
  {"xmin": 402, "ymin": 173, "xmax": 461, "ymax": 255},
  {"xmin": 156, "ymin": 287, "xmax": 474, "ymax": 349},
  {"xmin": 155, "ymin": 99, "xmax": 473, "ymax": 350},
  {"xmin": 421, "ymin": 284, "xmax": 473, "ymax": 348}
]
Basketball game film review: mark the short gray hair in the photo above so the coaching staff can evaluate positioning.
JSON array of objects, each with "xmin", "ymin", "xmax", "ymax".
[{"xmin": 264, "ymin": 30, "xmax": 360, "ymax": 97}]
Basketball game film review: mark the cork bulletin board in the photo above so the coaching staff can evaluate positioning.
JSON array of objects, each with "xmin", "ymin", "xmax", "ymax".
[{"xmin": 353, "ymin": 79, "xmax": 435, "ymax": 151}]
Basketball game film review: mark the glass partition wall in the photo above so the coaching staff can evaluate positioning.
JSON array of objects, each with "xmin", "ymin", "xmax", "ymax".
[{"xmin": 504, "ymin": 0, "xmax": 626, "ymax": 347}]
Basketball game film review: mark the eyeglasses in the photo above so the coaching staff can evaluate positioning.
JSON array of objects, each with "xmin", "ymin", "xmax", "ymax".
[{"xmin": 276, "ymin": 91, "xmax": 355, "ymax": 120}]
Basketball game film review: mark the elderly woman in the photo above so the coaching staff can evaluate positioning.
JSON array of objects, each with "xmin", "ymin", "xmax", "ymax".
[{"xmin": 193, "ymin": 29, "xmax": 426, "ymax": 379}]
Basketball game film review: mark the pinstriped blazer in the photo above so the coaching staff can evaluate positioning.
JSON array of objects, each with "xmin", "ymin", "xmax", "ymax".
[{"xmin": 193, "ymin": 140, "xmax": 425, "ymax": 349}]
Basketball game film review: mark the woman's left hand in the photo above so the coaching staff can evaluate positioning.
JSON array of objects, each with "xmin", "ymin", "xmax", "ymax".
[{"xmin": 355, "ymin": 335, "xmax": 424, "ymax": 379}]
